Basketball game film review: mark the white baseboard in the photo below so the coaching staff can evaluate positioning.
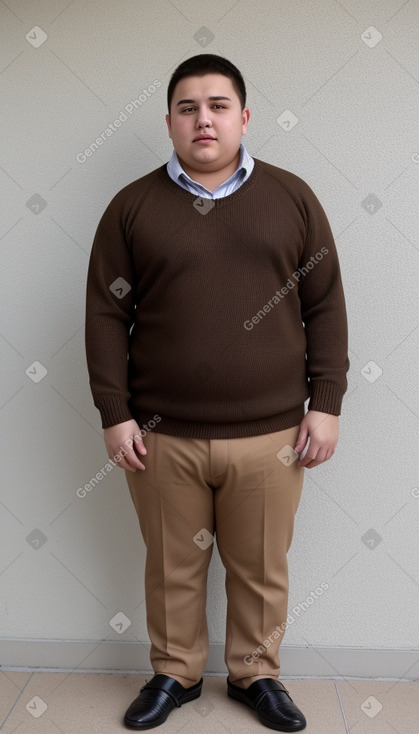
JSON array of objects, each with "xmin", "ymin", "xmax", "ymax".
[{"xmin": 1, "ymin": 641, "xmax": 418, "ymax": 680}]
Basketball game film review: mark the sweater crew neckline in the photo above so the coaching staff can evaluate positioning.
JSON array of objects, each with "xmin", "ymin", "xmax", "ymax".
[{"xmin": 158, "ymin": 156, "xmax": 262, "ymax": 205}]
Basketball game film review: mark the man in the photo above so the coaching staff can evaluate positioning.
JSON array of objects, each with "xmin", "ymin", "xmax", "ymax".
[{"xmin": 85, "ymin": 53, "xmax": 349, "ymax": 732}]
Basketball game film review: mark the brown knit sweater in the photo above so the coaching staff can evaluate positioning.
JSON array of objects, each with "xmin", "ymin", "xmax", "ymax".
[{"xmin": 85, "ymin": 157, "xmax": 349, "ymax": 438}]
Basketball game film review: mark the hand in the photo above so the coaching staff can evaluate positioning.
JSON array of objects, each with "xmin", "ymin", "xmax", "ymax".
[
  {"xmin": 103, "ymin": 419, "xmax": 147, "ymax": 472},
  {"xmin": 294, "ymin": 411, "xmax": 339, "ymax": 468}
]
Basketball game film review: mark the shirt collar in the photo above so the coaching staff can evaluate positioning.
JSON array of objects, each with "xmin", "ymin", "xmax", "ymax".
[{"xmin": 167, "ymin": 142, "xmax": 252, "ymax": 190}]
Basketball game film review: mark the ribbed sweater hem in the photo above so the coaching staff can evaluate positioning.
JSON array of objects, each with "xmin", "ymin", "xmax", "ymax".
[{"xmin": 132, "ymin": 405, "xmax": 305, "ymax": 440}]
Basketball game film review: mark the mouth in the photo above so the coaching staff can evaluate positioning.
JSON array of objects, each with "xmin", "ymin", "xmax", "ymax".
[{"xmin": 193, "ymin": 135, "xmax": 216, "ymax": 142}]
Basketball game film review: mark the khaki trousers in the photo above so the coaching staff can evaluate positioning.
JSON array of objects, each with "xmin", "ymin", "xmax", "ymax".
[{"xmin": 124, "ymin": 425, "xmax": 304, "ymax": 688}]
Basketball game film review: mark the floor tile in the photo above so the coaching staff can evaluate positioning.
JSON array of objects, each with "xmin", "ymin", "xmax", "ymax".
[
  {"xmin": 0, "ymin": 672, "xmax": 138, "ymax": 733},
  {"xmin": 281, "ymin": 679, "xmax": 347, "ymax": 733},
  {"xmin": 0, "ymin": 672, "xmax": 32, "ymax": 724},
  {"xmin": 336, "ymin": 678, "xmax": 418, "ymax": 734},
  {"xmin": 1, "ymin": 672, "xmax": 418, "ymax": 734}
]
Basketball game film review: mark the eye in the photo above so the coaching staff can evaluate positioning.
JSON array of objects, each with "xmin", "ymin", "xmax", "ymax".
[{"xmin": 180, "ymin": 104, "xmax": 226, "ymax": 113}]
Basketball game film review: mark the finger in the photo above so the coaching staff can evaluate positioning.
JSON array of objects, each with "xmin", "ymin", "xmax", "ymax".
[
  {"xmin": 324, "ymin": 446, "xmax": 336, "ymax": 462},
  {"xmin": 298, "ymin": 445, "xmax": 317, "ymax": 467},
  {"xmin": 298, "ymin": 455, "xmax": 312, "ymax": 467},
  {"xmin": 298, "ymin": 442, "xmax": 323, "ymax": 467},
  {"xmin": 121, "ymin": 461, "xmax": 137, "ymax": 473},
  {"xmin": 133, "ymin": 435, "xmax": 147, "ymax": 455},
  {"xmin": 109, "ymin": 444, "xmax": 146, "ymax": 472},
  {"xmin": 303, "ymin": 447, "xmax": 329, "ymax": 468},
  {"xmin": 294, "ymin": 426, "xmax": 308, "ymax": 453},
  {"xmin": 297, "ymin": 436, "xmax": 310, "ymax": 462},
  {"xmin": 124, "ymin": 447, "xmax": 146, "ymax": 471},
  {"xmin": 118, "ymin": 456, "xmax": 146, "ymax": 472}
]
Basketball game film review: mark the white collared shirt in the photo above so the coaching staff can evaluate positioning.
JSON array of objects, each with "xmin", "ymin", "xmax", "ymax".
[{"xmin": 166, "ymin": 142, "xmax": 254, "ymax": 199}]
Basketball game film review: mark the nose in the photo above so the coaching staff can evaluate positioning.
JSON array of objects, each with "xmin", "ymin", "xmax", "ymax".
[{"xmin": 196, "ymin": 107, "xmax": 212, "ymax": 129}]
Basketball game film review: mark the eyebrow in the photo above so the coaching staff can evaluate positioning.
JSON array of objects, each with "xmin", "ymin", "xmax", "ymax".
[{"xmin": 175, "ymin": 96, "xmax": 232, "ymax": 107}]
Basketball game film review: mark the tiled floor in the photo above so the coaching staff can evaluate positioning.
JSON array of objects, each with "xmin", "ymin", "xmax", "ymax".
[{"xmin": 0, "ymin": 671, "xmax": 417, "ymax": 733}]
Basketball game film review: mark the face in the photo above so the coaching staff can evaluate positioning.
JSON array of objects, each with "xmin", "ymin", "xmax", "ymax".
[{"xmin": 165, "ymin": 73, "xmax": 250, "ymax": 175}]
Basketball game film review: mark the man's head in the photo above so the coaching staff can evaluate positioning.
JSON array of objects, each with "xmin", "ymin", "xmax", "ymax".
[
  {"xmin": 165, "ymin": 54, "xmax": 250, "ymax": 177},
  {"xmin": 167, "ymin": 54, "xmax": 246, "ymax": 113}
]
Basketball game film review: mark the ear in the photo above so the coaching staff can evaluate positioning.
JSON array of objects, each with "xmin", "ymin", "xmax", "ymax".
[
  {"xmin": 241, "ymin": 107, "xmax": 250, "ymax": 135},
  {"xmin": 165, "ymin": 113, "xmax": 172, "ymax": 140}
]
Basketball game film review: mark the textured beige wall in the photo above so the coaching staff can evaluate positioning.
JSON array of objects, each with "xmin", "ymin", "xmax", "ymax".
[{"xmin": 1, "ymin": 0, "xmax": 418, "ymax": 673}]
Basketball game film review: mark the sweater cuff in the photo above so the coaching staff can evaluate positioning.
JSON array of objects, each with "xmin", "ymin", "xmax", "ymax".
[
  {"xmin": 308, "ymin": 380, "xmax": 344, "ymax": 416},
  {"xmin": 94, "ymin": 394, "xmax": 134, "ymax": 429}
]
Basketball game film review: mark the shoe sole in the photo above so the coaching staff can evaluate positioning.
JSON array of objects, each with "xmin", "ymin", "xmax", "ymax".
[
  {"xmin": 227, "ymin": 687, "xmax": 306, "ymax": 732},
  {"xmin": 124, "ymin": 686, "xmax": 202, "ymax": 730}
]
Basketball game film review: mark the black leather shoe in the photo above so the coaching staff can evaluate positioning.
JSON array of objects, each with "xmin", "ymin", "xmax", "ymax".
[
  {"xmin": 124, "ymin": 674, "xmax": 203, "ymax": 729},
  {"xmin": 227, "ymin": 677, "xmax": 306, "ymax": 731}
]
